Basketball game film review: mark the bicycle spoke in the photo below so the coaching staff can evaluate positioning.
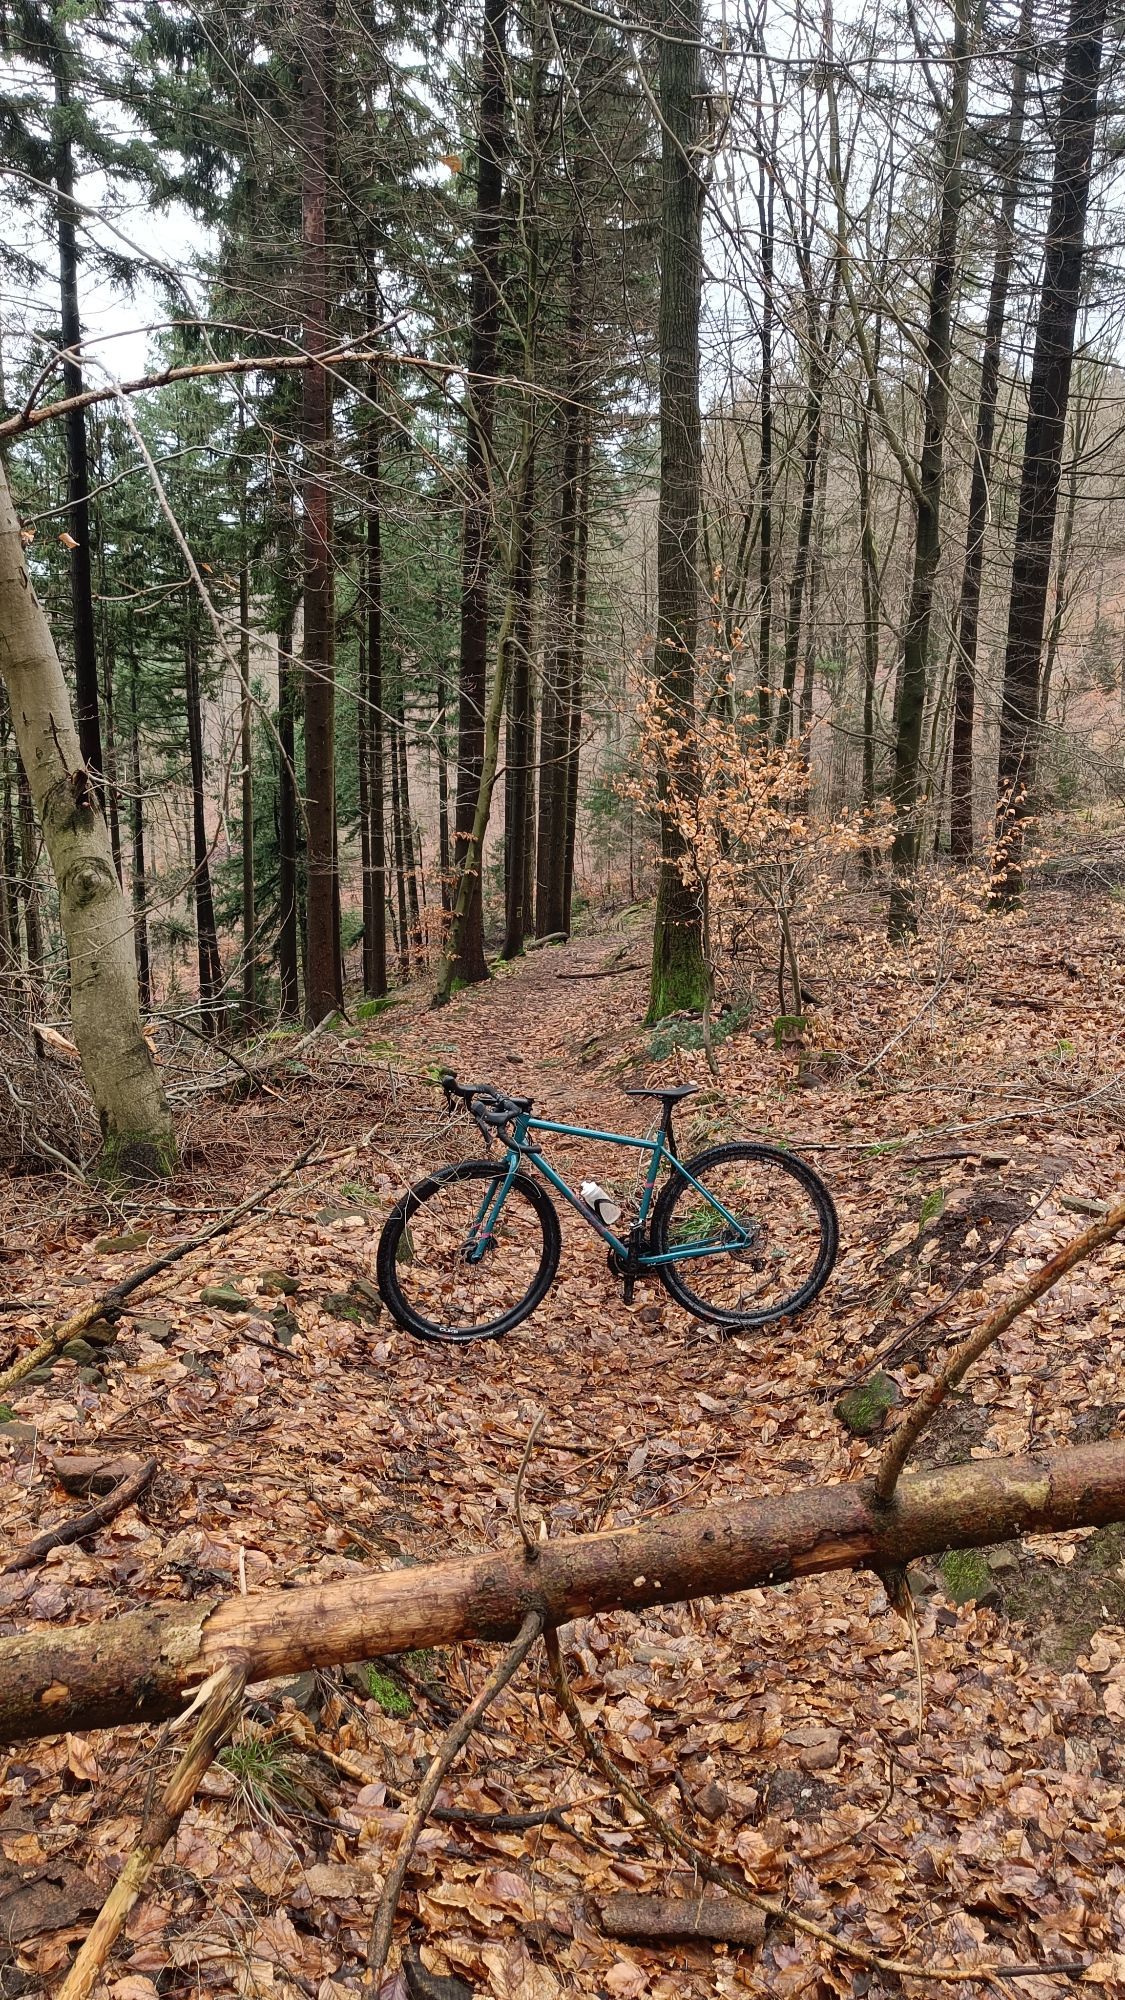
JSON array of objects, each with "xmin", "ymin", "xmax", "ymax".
[
  {"xmin": 386, "ymin": 1168, "xmax": 552, "ymax": 1339},
  {"xmin": 657, "ymin": 1146, "xmax": 834, "ymax": 1324}
]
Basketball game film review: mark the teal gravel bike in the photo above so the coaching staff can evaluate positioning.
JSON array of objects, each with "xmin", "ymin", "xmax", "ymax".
[{"xmin": 376, "ymin": 1072, "xmax": 838, "ymax": 1344}]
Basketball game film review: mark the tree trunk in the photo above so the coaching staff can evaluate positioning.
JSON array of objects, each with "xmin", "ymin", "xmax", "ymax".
[
  {"xmin": 888, "ymin": 0, "xmax": 971, "ymax": 937},
  {"xmin": 389, "ymin": 683, "xmax": 410, "ymax": 979},
  {"xmin": 183, "ymin": 632, "xmax": 224, "ymax": 1032},
  {"xmin": 856, "ymin": 389, "xmax": 880, "ymax": 865},
  {"xmin": 0, "ymin": 461, "xmax": 173, "ymax": 1173},
  {"xmin": 535, "ymin": 226, "xmax": 586, "ymax": 939},
  {"xmin": 993, "ymin": 0, "xmax": 1107, "ymax": 900},
  {"xmin": 361, "ymin": 368, "xmax": 388, "ymax": 998},
  {"xmin": 52, "ymin": 29, "xmax": 102, "ymax": 787},
  {"xmin": 451, "ymin": 0, "xmax": 509, "ymax": 987},
  {"xmin": 436, "ymin": 664, "xmax": 452, "ymax": 914},
  {"xmin": 299, "ymin": 0, "xmax": 343, "ymax": 1021},
  {"xmin": 238, "ymin": 462, "xmax": 257, "ymax": 1031},
  {"xmin": 501, "ymin": 444, "xmax": 537, "ymax": 959},
  {"xmin": 646, "ymin": 0, "xmax": 709, "ymax": 1025},
  {"xmin": 1, "ymin": 1437, "xmax": 1121, "ymax": 1743},
  {"xmin": 562, "ymin": 426, "xmax": 593, "ymax": 933},
  {"xmin": 127, "ymin": 660, "xmax": 151, "ymax": 1010},
  {"xmin": 16, "ymin": 760, "xmax": 42, "ymax": 976},
  {"xmin": 772, "ymin": 252, "xmax": 840, "ymax": 748},
  {"xmin": 276, "ymin": 610, "xmax": 300, "ymax": 1020},
  {"xmin": 755, "ymin": 119, "xmax": 776, "ymax": 730},
  {"xmin": 949, "ymin": 0, "xmax": 1033, "ymax": 864}
]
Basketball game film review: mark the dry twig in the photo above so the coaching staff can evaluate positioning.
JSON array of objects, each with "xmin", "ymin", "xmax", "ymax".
[
  {"xmin": 873, "ymin": 1189, "xmax": 1125, "ymax": 1501},
  {"xmin": 2, "ymin": 1456, "xmax": 156, "ymax": 1573},
  {"xmin": 544, "ymin": 1626, "xmax": 1074, "ymax": 1985},
  {"xmin": 56, "ymin": 1663, "xmax": 246, "ymax": 2000},
  {"xmin": 367, "ymin": 1612, "xmax": 543, "ymax": 1988},
  {"xmin": 0, "ymin": 1141, "xmax": 321, "ymax": 1396}
]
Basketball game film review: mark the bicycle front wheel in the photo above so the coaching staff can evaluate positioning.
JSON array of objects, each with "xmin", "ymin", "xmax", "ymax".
[
  {"xmin": 376, "ymin": 1160, "xmax": 561, "ymax": 1343},
  {"xmin": 651, "ymin": 1142, "xmax": 838, "ymax": 1328}
]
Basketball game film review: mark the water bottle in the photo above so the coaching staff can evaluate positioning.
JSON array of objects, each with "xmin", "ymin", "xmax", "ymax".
[{"xmin": 581, "ymin": 1179, "xmax": 621, "ymax": 1226}]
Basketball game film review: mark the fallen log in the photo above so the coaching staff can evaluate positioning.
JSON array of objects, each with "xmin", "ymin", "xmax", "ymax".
[
  {"xmin": 1, "ymin": 1439, "xmax": 1122, "ymax": 1745},
  {"xmin": 599, "ymin": 1889, "xmax": 766, "ymax": 1949}
]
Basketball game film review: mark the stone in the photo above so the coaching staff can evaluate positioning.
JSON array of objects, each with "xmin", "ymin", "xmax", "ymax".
[
  {"xmin": 200, "ymin": 1284, "xmax": 252, "ymax": 1313},
  {"xmin": 270, "ymin": 1308, "xmax": 301, "ymax": 1346},
  {"xmin": 62, "ymin": 1338, "xmax": 98, "ymax": 1363},
  {"xmin": 257, "ymin": 1269, "xmax": 300, "ymax": 1296},
  {"xmin": 786, "ymin": 1724, "xmax": 841, "ymax": 1772},
  {"xmin": 834, "ymin": 1371, "xmax": 902, "ymax": 1437},
  {"xmin": 0, "ymin": 1421, "xmax": 37, "ymax": 1446},
  {"xmin": 132, "ymin": 1317, "xmax": 174, "ymax": 1343},
  {"xmin": 94, "ymin": 1231, "xmax": 151, "ymax": 1255},
  {"xmin": 693, "ymin": 1779, "xmax": 729, "ymax": 1821}
]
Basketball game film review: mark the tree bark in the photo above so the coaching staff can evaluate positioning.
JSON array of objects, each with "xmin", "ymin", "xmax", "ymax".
[
  {"xmin": 184, "ymin": 632, "xmax": 224, "ymax": 1032},
  {"xmin": 238, "ymin": 451, "xmax": 257, "ymax": 1030},
  {"xmin": 888, "ymin": 0, "xmax": 971, "ymax": 937},
  {"xmin": 127, "ymin": 659, "xmax": 151, "ymax": 1009},
  {"xmin": 52, "ymin": 24, "xmax": 102, "ymax": 787},
  {"xmin": 16, "ymin": 759, "xmax": 42, "ymax": 976},
  {"xmin": 993, "ymin": 0, "xmax": 1108, "ymax": 901},
  {"xmin": 451, "ymin": 0, "xmax": 509, "ymax": 987},
  {"xmin": 949, "ymin": 0, "xmax": 1033, "ymax": 864},
  {"xmin": 299, "ymin": 0, "xmax": 343, "ymax": 1021},
  {"xmin": 646, "ymin": 0, "xmax": 709, "ymax": 1025},
  {"xmin": 0, "ymin": 1438, "xmax": 1121, "ymax": 1744},
  {"xmin": 276, "ymin": 609, "xmax": 301, "ymax": 1019},
  {"xmin": 361, "ymin": 361, "xmax": 388, "ymax": 999},
  {"xmin": 0, "ymin": 459, "xmax": 173, "ymax": 1173}
]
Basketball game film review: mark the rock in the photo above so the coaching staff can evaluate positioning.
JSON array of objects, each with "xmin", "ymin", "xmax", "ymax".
[
  {"xmin": 258, "ymin": 1269, "xmax": 300, "ymax": 1296},
  {"xmin": 76, "ymin": 1367, "xmax": 106, "ymax": 1388},
  {"xmin": 22, "ymin": 1366, "xmax": 53, "ymax": 1384},
  {"xmin": 200, "ymin": 1284, "xmax": 252, "ymax": 1313},
  {"xmin": 94, "ymin": 1231, "xmax": 151, "ymax": 1255},
  {"xmin": 270, "ymin": 1308, "xmax": 301, "ymax": 1346},
  {"xmin": 786, "ymin": 1724, "xmax": 841, "ymax": 1772},
  {"xmin": 315, "ymin": 1205, "xmax": 366, "ymax": 1226},
  {"xmin": 939, "ymin": 1548, "xmax": 992, "ymax": 1605},
  {"xmin": 834, "ymin": 1371, "xmax": 902, "ymax": 1437},
  {"xmin": 987, "ymin": 1547, "xmax": 1020, "ymax": 1574},
  {"xmin": 323, "ymin": 1284, "xmax": 382, "ymax": 1325},
  {"xmin": 0, "ymin": 1421, "xmax": 37, "ymax": 1446},
  {"xmin": 81, "ymin": 1318, "xmax": 119, "ymax": 1347},
  {"xmin": 51, "ymin": 1452, "xmax": 145, "ymax": 1497},
  {"xmin": 62, "ymin": 1338, "xmax": 98, "ymax": 1363},
  {"xmin": 403, "ymin": 1953, "xmax": 474, "ymax": 2000},
  {"xmin": 276, "ymin": 1670, "xmax": 320, "ymax": 1715},
  {"xmin": 133, "ymin": 1316, "xmax": 174, "ymax": 1343},
  {"xmin": 693, "ymin": 1779, "xmax": 729, "ymax": 1821}
]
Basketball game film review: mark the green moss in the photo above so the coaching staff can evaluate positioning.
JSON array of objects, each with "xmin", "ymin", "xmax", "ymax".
[
  {"xmin": 939, "ymin": 1548, "xmax": 991, "ymax": 1603},
  {"xmin": 648, "ymin": 1005, "xmax": 749, "ymax": 1061},
  {"xmin": 362, "ymin": 1666, "xmax": 412, "ymax": 1716},
  {"xmin": 98, "ymin": 1127, "xmax": 177, "ymax": 1185},
  {"xmin": 834, "ymin": 1371, "xmax": 901, "ymax": 1436},
  {"xmin": 772, "ymin": 1013, "xmax": 807, "ymax": 1050},
  {"xmin": 644, "ymin": 920, "xmax": 710, "ymax": 1026}
]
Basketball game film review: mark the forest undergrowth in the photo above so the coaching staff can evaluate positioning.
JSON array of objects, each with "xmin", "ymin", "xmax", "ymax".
[{"xmin": 2, "ymin": 878, "xmax": 1125, "ymax": 2000}]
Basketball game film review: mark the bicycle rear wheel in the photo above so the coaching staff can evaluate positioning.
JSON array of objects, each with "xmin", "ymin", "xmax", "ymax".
[
  {"xmin": 651, "ymin": 1142, "xmax": 837, "ymax": 1328},
  {"xmin": 376, "ymin": 1159, "xmax": 561, "ymax": 1343}
]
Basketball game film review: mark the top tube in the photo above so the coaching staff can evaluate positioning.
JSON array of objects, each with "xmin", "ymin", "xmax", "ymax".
[{"xmin": 521, "ymin": 1114, "xmax": 661, "ymax": 1152}]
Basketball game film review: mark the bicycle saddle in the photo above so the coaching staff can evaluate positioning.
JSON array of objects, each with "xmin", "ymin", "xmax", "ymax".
[{"xmin": 622, "ymin": 1083, "xmax": 701, "ymax": 1102}]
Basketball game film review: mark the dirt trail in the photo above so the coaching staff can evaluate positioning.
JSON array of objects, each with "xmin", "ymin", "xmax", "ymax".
[{"xmin": 2, "ymin": 904, "xmax": 1125, "ymax": 1995}]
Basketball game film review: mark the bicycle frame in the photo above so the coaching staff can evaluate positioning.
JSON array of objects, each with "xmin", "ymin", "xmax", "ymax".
[{"xmin": 464, "ymin": 1108, "xmax": 751, "ymax": 1267}]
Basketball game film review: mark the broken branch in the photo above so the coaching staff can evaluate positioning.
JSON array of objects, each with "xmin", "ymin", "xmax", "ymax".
[
  {"xmin": 56, "ymin": 1663, "xmax": 246, "ymax": 2000},
  {"xmin": 0, "ymin": 1142, "xmax": 320, "ymax": 1396},
  {"xmin": 367, "ymin": 1611, "xmax": 543, "ymax": 1986},
  {"xmin": 1, "ymin": 1439, "xmax": 1122, "ymax": 1743},
  {"xmin": 873, "ymin": 1191, "xmax": 1125, "ymax": 1501},
  {"xmin": 2, "ymin": 1456, "xmax": 157, "ymax": 1573}
]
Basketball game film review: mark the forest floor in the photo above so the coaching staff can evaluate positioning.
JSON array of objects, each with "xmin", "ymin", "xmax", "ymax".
[{"xmin": 2, "ymin": 874, "xmax": 1125, "ymax": 2000}]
